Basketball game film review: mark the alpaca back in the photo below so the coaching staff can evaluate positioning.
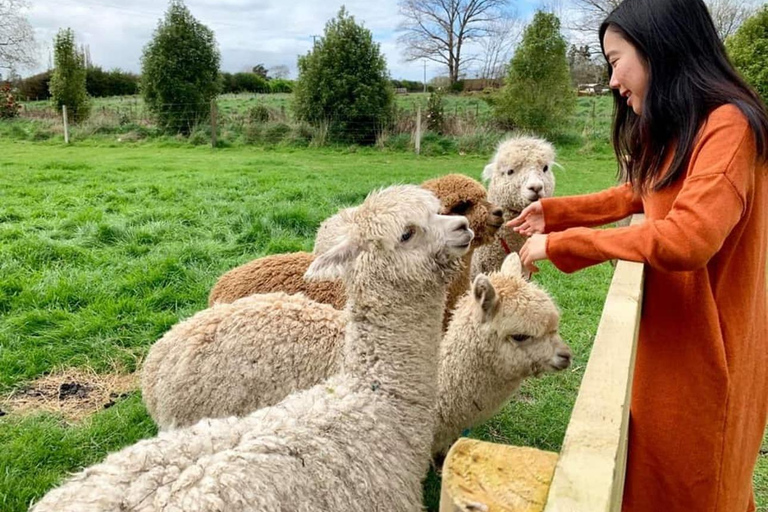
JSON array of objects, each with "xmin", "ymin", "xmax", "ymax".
[
  {"xmin": 142, "ymin": 293, "xmax": 345, "ymax": 429},
  {"xmin": 33, "ymin": 377, "xmax": 428, "ymax": 511}
]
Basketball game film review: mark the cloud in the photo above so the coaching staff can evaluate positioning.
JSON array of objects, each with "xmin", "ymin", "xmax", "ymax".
[{"xmin": 25, "ymin": 0, "xmax": 536, "ymax": 80}]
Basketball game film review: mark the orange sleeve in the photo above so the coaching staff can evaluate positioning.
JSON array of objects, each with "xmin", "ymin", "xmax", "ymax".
[
  {"xmin": 541, "ymin": 183, "xmax": 644, "ymax": 233},
  {"xmin": 546, "ymin": 108, "xmax": 753, "ymax": 273}
]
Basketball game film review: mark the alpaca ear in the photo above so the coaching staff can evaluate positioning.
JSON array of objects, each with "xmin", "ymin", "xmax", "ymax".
[
  {"xmin": 305, "ymin": 238, "xmax": 359, "ymax": 281},
  {"xmin": 501, "ymin": 252, "xmax": 524, "ymax": 278},
  {"xmin": 472, "ymin": 274, "xmax": 498, "ymax": 320},
  {"xmin": 481, "ymin": 163, "xmax": 495, "ymax": 183}
]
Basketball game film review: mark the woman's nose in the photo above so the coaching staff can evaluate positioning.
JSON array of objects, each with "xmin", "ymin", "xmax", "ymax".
[{"xmin": 609, "ymin": 73, "xmax": 620, "ymax": 89}]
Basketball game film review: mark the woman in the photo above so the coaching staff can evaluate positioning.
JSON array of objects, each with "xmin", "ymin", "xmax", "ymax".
[{"xmin": 509, "ymin": 0, "xmax": 768, "ymax": 510}]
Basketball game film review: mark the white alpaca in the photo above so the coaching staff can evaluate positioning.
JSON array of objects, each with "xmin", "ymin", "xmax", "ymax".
[
  {"xmin": 31, "ymin": 185, "xmax": 473, "ymax": 512},
  {"xmin": 471, "ymin": 136, "xmax": 557, "ymax": 279},
  {"xmin": 142, "ymin": 253, "xmax": 570, "ymax": 457}
]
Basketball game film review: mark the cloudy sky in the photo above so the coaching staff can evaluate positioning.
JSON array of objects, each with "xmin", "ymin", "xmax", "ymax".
[{"xmin": 23, "ymin": 0, "xmax": 546, "ymax": 81}]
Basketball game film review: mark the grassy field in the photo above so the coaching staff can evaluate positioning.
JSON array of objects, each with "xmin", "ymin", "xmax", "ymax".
[{"xmin": 0, "ymin": 118, "xmax": 765, "ymax": 510}]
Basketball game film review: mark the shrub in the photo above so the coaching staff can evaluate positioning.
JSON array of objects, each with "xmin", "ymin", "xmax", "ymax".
[
  {"xmin": 232, "ymin": 72, "xmax": 269, "ymax": 93},
  {"xmin": 726, "ymin": 5, "xmax": 768, "ymax": 105},
  {"xmin": 248, "ymin": 104, "xmax": 270, "ymax": 123},
  {"xmin": 293, "ymin": 7, "xmax": 394, "ymax": 144},
  {"xmin": 141, "ymin": 0, "xmax": 220, "ymax": 134},
  {"xmin": 0, "ymin": 83, "xmax": 21, "ymax": 119},
  {"xmin": 494, "ymin": 11, "xmax": 575, "ymax": 135},
  {"xmin": 426, "ymin": 88, "xmax": 446, "ymax": 133},
  {"xmin": 16, "ymin": 71, "xmax": 51, "ymax": 101},
  {"xmin": 269, "ymin": 78, "xmax": 294, "ymax": 93},
  {"xmin": 49, "ymin": 28, "xmax": 91, "ymax": 123}
]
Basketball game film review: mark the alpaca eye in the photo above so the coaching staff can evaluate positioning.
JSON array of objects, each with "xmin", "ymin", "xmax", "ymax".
[
  {"xmin": 400, "ymin": 227, "xmax": 415, "ymax": 243},
  {"xmin": 506, "ymin": 169, "xmax": 515, "ymax": 175},
  {"xmin": 450, "ymin": 201, "xmax": 471, "ymax": 215},
  {"xmin": 543, "ymin": 165, "xmax": 549, "ymax": 172},
  {"xmin": 509, "ymin": 334, "xmax": 530, "ymax": 343}
]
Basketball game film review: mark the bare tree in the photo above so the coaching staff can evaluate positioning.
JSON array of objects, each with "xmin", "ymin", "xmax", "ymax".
[
  {"xmin": 269, "ymin": 64, "xmax": 290, "ymax": 79},
  {"xmin": 0, "ymin": 0, "xmax": 37, "ymax": 71},
  {"xmin": 568, "ymin": 0, "xmax": 758, "ymax": 43},
  {"xmin": 708, "ymin": 0, "xmax": 757, "ymax": 39},
  {"xmin": 478, "ymin": 16, "xmax": 522, "ymax": 82},
  {"xmin": 398, "ymin": 0, "xmax": 511, "ymax": 84}
]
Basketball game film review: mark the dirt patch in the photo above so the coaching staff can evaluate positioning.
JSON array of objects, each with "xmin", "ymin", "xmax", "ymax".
[{"xmin": 1, "ymin": 368, "xmax": 139, "ymax": 422}]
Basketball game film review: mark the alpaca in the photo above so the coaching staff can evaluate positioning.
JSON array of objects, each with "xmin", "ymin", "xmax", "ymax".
[
  {"xmin": 471, "ymin": 136, "xmax": 557, "ymax": 279},
  {"xmin": 208, "ymin": 174, "xmax": 503, "ymax": 328},
  {"xmin": 142, "ymin": 253, "xmax": 571, "ymax": 458},
  {"xmin": 32, "ymin": 185, "xmax": 473, "ymax": 512}
]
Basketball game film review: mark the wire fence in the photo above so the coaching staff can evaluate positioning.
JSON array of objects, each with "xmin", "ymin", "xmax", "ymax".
[{"xmin": 14, "ymin": 95, "xmax": 614, "ymax": 152}]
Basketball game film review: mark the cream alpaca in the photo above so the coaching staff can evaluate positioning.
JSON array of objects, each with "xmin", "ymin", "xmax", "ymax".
[{"xmin": 32, "ymin": 185, "xmax": 472, "ymax": 512}]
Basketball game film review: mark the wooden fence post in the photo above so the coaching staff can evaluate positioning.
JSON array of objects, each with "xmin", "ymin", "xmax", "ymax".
[
  {"xmin": 415, "ymin": 106, "xmax": 421, "ymax": 155},
  {"xmin": 62, "ymin": 105, "xmax": 70, "ymax": 144},
  {"xmin": 211, "ymin": 100, "xmax": 218, "ymax": 148}
]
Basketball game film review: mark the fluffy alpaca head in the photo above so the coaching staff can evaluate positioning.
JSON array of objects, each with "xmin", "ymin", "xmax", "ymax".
[
  {"xmin": 481, "ymin": 136, "xmax": 557, "ymax": 213},
  {"xmin": 421, "ymin": 174, "xmax": 504, "ymax": 247},
  {"xmin": 305, "ymin": 185, "xmax": 474, "ymax": 286},
  {"xmin": 469, "ymin": 253, "xmax": 571, "ymax": 378}
]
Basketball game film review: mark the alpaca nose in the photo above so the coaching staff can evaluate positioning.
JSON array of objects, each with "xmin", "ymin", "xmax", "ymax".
[
  {"xmin": 556, "ymin": 349, "xmax": 572, "ymax": 369},
  {"xmin": 527, "ymin": 183, "xmax": 543, "ymax": 196},
  {"xmin": 491, "ymin": 206, "xmax": 503, "ymax": 219}
]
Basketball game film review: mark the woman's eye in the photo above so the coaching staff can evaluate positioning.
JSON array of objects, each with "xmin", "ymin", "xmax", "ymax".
[
  {"xmin": 509, "ymin": 334, "xmax": 530, "ymax": 343},
  {"xmin": 506, "ymin": 169, "xmax": 515, "ymax": 176},
  {"xmin": 401, "ymin": 227, "xmax": 415, "ymax": 242}
]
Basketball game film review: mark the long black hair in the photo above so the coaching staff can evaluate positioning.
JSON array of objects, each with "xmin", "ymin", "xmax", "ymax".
[{"xmin": 600, "ymin": 0, "xmax": 768, "ymax": 192}]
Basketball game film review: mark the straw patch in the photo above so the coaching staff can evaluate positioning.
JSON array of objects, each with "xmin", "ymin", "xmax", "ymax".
[{"xmin": 1, "ymin": 367, "xmax": 139, "ymax": 422}]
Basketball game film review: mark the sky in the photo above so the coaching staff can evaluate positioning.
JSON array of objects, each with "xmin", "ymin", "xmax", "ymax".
[{"xmin": 22, "ymin": 0, "xmax": 546, "ymax": 81}]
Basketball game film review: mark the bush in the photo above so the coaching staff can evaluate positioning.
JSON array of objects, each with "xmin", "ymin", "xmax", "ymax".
[
  {"xmin": 86, "ymin": 67, "xmax": 140, "ymax": 97},
  {"xmin": 49, "ymin": 28, "xmax": 91, "ymax": 123},
  {"xmin": 141, "ymin": 0, "xmax": 220, "ymax": 134},
  {"xmin": 293, "ymin": 7, "xmax": 394, "ymax": 145},
  {"xmin": 16, "ymin": 71, "xmax": 51, "ymax": 101},
  {"xmin": 232, "ymin": 72, "xmax": 269, "ymax": 93},
  {"xmin": 426, "ymin": 88, "xmax": 445, "ymax": 133},
  {"xmin": 494, "ymin": 11, "xmax": 575, "ymax": 135},
  {"xmin": 449, "ymin": 80, "xmax": 465, "ymax": 94},
  {"xmin": 726, "ymin": 5, "xmax": 768, "ymax": 105},
  {"xmin": 0, "ymin": 83, "xmax": 21, "ymax": 119},
  {"xmin": 248, "ymin": 104, "xmax": 270, "ymax": 123},
  {"xmin": 269, "ymin": 78, "xmax": 294, "ymax": 93}
]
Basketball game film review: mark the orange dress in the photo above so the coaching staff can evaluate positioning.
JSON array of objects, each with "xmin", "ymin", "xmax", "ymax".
[{"xmin": 541, "ymin": 104, "xmax": 768, "ymax": 512}]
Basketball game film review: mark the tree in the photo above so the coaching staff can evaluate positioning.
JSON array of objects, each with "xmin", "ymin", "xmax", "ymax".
[
  {"xmin": 49, "ymin": 28, "xmax": 90, "ymax": 122},
  {"xmin": 708, "ymin": 0, "xmax": 759, "ymax": 39},
  {"xmin": 0, "ymin": 0, "xmax": 36, "ymax": 71},
  {"xmin": 567, "ymin": 43, "xmax": 605, "ymax": 86},
  {"xmin": 398, "ymin": 0, "xmax": 511, "ymax": 84},
  {"xmin": 251, "ymin": 64, "xmax": 269, "ymax": 79},
  {"xmin": 269, "ymin": 65, "xmax": 290, "ymax": 79},
  {"xmin": 293, "ymin": 7, "xmax": 394, "ymax": 144},
  {"xmin": 726, "ymin": 4, "xmax": 768, "ymax": 104},
  {"xmin": 568, "ymin": 0, "xmax": 759, "ymax": 42},
  {"xmin": 478, "ymin": 16, "xmax": 522, "ymax": 82},
  {"xmin": 141, "ymin": 0, "xmax": 220, "ymax": 134},
  {"xmin": 494, "ymin": 11, "xmax": 574, "ymax": 135}
]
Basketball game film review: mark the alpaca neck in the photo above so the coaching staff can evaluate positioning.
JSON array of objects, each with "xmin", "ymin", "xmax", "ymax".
[
  {"xmin": 342, "ymin": 278, "xmax": 445, "ymax": 414},
  {"xmin": 435, "ymin": 311, "xmax": 524, "ymax": 450},
  {"xmin": 443, "ymin": 249, "xmax": 474, "ymax": 331}
]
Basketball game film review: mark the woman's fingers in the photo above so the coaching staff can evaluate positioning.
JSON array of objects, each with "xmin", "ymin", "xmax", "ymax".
[{"xmin": 506, "ymin": 203, "xmax": 534, "ymax": 228}]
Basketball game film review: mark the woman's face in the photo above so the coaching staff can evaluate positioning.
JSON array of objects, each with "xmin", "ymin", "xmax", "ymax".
[{"xmin": 603, "ymin": 26, "xmax": 649, "ymax": 115}]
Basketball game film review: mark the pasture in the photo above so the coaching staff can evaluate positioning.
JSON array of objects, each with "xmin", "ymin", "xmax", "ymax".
[{"xmin": 0, "ymin": 110, "xmax": 765, "ymax": 510}]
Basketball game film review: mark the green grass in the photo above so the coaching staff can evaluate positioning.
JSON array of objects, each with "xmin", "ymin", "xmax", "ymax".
[{"xmin": 0, "ymin": 130, "xmax": 763, "ymax": 510}]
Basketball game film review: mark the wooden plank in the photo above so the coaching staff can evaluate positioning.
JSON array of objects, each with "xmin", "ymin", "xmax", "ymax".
[
  {"xmin": 543, "ymin": 214, "xmax": 645, "ymax": 512},
  {"xmin": 440, "ymin": 438, "xmax": 559, "ymax": 512}
]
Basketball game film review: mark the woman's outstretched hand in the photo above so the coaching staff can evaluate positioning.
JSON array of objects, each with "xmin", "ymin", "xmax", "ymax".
[
  {"xmin": 506, "ymin": 201, "xmax": 545, "ymax": 236},
  {"xmin": 519, "ymin": 234, "xmax": 549, "ymax": 274}
]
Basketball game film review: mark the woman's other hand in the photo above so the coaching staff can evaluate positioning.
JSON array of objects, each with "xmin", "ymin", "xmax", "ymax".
[
  {"xmin": 519, "ymin": 234, "xmax": 549, "ymax": 274},
  {"xmin": 507, "ymin": 201, "xmax": 545, "ymax": 236}
]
